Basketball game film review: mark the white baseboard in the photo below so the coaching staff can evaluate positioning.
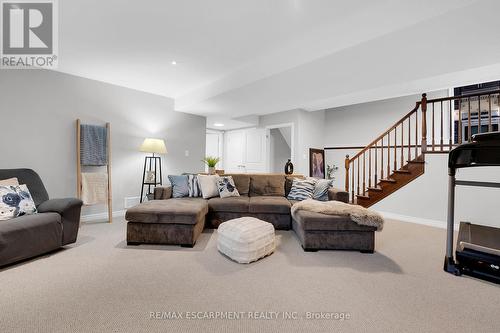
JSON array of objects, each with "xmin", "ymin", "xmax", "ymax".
[
  {"xmin": 376, "ymin": 211, "xmax": 458, "ymax": 230},
  {"xmin": 81, "ymin": 210, "xmax": 126, "ymax": 223}
]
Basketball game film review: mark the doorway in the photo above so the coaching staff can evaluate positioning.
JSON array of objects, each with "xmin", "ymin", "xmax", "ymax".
[{"xmin": 266, "ymin": 123, "xmax": 293, "ymax": 174}]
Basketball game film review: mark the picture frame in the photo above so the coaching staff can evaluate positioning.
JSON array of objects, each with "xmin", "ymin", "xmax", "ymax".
[
  {"xmin": 145, "ymin": 170, "xmax": 156, "ymax": 183},
  {"xmin": 309, "ymin": 148, "xmax": 325, "ymax": 179}
]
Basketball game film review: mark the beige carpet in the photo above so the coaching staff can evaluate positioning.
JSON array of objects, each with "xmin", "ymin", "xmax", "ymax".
[{"xmin": 1, "ymin": 218, "xmax": 499, "ymax": 333}]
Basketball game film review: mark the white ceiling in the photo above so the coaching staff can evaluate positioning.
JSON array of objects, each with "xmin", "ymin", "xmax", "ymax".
[{"xmin": 58, "ymin": 0, "xmax": 500, "ymax": 129}]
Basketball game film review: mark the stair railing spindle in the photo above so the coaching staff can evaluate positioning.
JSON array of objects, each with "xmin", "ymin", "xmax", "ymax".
[
  {"xmin": 363, "ymin": 153, "xmax": 366, "ymax": 196},
  {"xmin": 401, "ymin": 122, "xmax": 404, "ymax": 167},
  {"xmin": 468, "ymin": 98, "xmax": 472, "ymax": 142},
  {"xmin": 449, "ymin": 100, "xmax": 452, "ymax": 150},
  {"xmin": 357, "ymin": 158, "xmax": 360, "ymax": 196},
  {"xmin": 408, "ymin": 117, "xmax": 411, "ymax": 161},
  {"xmin": 374, "ymin": 141, "xmax": 378, "ymax": 185},
  {"xmin": 489, "ymin": 94, "xmax": 492, "ymax": 132},
  {"xmin": 440, "ymin": 101, "xmax": 444, "ymax": 150},
  {"xmin": 387, "ymin": 133, "xmax": 390, "ymax": 178},
  {"xmin": 368, "ymin": 147, "xmax": 372, "ymax": 188},
  {"xmin": 393, "ymin": 127, "xmax": 397, "ymax": 171},
  {"xmin": 432, "ymin": 102, "xmax": 435, "ymax": 151}
]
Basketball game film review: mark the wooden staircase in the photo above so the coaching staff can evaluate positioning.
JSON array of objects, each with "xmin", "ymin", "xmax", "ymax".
[
  {"xmin": 355, "ymin": 155, "xmax": 425, "ymax": 207},
  {"xmin": 345, "ymin": 90, "xmax": 500, "ymax": 207}
]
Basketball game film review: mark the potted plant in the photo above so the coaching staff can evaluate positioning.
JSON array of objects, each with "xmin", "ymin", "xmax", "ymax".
[{"xmin": 202, "ymin": 156, "xmax": 220, "ymax": 175}]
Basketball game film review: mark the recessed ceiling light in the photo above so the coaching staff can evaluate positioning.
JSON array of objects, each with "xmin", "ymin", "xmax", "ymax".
[
  {"xmin": 171, "ymin": 60, "xmax": 177, "ymax": 65},
  {"xmin": 213, "ymin": 123, "xmax": 224, "ymax": 127}
]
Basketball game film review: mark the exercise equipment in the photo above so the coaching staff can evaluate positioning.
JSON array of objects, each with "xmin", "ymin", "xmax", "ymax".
[{"xmin": 445, "ymin": 132, "xmax": 500, "ymax": 283}]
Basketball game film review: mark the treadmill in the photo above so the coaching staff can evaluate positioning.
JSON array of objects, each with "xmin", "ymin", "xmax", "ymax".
[{"xmin": 445, "ymin": 131, "xmax": 500, "ymax": 283}]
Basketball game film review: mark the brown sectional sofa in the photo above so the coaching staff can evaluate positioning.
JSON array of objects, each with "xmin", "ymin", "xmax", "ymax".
[{"xmin": 125, "ymin": 174, "xmax": 375, "ymax": 252}]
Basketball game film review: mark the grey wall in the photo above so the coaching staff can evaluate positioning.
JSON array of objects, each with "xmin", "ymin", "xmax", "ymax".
[
  {"xmin": 0, "ymin": 70, "xmax": 206, "ymax": 216},
  {"xmin": 269, "ymin": 129, "xmax": 290, "ymax": 173}
]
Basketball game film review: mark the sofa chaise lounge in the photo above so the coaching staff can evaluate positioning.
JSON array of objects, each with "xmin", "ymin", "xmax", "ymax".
[{"xmin": 125, "ymin": 174, "xmax": 376, "ymax": 252}]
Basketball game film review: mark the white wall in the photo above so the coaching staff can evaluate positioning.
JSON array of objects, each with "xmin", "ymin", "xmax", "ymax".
[
  {"xmin": 373, "ymin": 154, "xmax": 500, "ymax": 228},
  {"xmin": 269, "ymin": 129, "xmax": 291, "ymax": 173},
  {"xmin": 0, "ymin": 70, "xmax": 206, "ymax": 216},
  {"xmin": 258, "ymin": 109, "xmax": 325, "ymax": 175},
  {"xmin": 324, "ymin": 91, "xmax": 448, "ymax": 191}
]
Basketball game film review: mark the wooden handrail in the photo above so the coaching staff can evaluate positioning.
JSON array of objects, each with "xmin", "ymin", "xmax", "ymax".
[{"xmin": 348, "ymin": 102, "xmax": 421, "ymax": 162}]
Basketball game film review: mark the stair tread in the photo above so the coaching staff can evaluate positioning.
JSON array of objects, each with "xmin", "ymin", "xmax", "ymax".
[
  {"xmin": 394, "ymin": 169, "xmax": 411, "ymax": 174},
  {"xmin": 367, "ymin": 187, "xmax": 383, "ymax": 192},
  {"xmin": 407, "ymin": 160, "xmax": 425, "ymax": 164},
  {"xmin": 356, "ymin": 194, "xmax": 370, "ymax": 199},
  {"xmin": 379, "ymin": 178, "xmax": 397, "ymax": 183}
]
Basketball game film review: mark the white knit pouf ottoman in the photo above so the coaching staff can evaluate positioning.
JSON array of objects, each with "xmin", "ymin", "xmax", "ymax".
[{"xmin": 217, "ymin": 217, "xmax": 275, "ymax": 264}]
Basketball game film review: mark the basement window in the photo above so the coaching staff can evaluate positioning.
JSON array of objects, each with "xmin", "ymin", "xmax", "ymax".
[{"xmin": 453, "ymin": 80, "xmax": 500, "ymax": 144}]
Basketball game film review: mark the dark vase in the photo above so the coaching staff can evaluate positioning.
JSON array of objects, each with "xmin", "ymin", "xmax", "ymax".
[{"xmin": 284, "ymin": 159, "xmax": 294, "ymax": 175}]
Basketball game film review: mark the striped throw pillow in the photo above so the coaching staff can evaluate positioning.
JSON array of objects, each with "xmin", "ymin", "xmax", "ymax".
[
  {"xmin": 187, "ymin": 174, "xmax": 202, "ymax": 197},
  {"xmin": 287, "ymin": 178, "xmax": 317, "ymax": 201}
]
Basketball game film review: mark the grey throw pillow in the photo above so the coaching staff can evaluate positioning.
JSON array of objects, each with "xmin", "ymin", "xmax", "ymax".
[
  {"xmin": 168, "ymin": 175, "xmax": 189, "ymax": 198},
  {"xmin": 313, "ymin": 179, "xmax": 333, "ymax": 201}
]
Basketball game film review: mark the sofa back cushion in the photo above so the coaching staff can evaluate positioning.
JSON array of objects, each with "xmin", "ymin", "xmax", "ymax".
[
  {"xmin": 249, "ymin": 175, "xmax": 285, "ymax": 197},
  {"xmin": 222, "ymin": 174, "xmax": 250, "ymax": 196}
]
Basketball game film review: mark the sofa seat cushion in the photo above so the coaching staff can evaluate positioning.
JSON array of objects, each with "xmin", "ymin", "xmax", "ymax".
[
  {"xmin": 293, "ymin": 210, "xmax": 377, "ymax": 231},
  {"xmin": 125, "ymin": 198, "xmax": 208, "ymax": 225},
  {"xmin": 249, "ymin": 196, "xmax": 291, "ymax": 214},
  {"xmin": 208, "ymin": 196, "xmax": 249, "ymax": 213},
  {"xmin": 0, "ymin": 213, "xmax": 62, "ymax": 266}
]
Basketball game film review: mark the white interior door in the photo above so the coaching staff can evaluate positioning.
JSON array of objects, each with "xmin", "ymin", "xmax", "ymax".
[
  {"xmin": 224, "ymin": 130, "xmax": 244, "ymax": 173},
  {"xmin": 206, "ymin": 132, "xmax": 222, "ymax": 171},
  {"xmin": 243, "ymin": 128, "xmax": 268, "ymax": 173}
]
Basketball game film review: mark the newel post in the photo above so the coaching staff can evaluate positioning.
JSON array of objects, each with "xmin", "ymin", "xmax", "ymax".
[
  {"xmin": 421, "ymin": 93, "xmax": 428, "ymax": 153},
  {"xmin": 344, "ymin": 155, "xmax": 350, "ymax": 192}
]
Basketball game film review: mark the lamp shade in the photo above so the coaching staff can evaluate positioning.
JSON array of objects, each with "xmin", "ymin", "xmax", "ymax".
[{"xmin": 139, "ymin": 138, "xmax": 167, "ymax": 154}]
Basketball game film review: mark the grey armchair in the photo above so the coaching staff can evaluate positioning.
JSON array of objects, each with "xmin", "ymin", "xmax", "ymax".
[{"xmin": 0, "ymin": 169, "xmax": 83, "ymax": 267}]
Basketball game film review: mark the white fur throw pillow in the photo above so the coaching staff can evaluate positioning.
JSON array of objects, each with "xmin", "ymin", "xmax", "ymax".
[{"xmin": 197, "ymin": 175, "xmax": 220, "ymax": 199}]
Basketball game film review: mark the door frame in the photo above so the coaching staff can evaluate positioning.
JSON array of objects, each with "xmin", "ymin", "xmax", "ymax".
[{"xmin": 265, "ymin": 122, "xmax": 295, "ymax": 173}]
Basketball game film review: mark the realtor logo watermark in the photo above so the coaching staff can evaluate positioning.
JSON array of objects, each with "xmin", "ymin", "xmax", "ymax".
[{"xmin": 1, "ymin": 0, "xmax": 58, "ymax": 68}]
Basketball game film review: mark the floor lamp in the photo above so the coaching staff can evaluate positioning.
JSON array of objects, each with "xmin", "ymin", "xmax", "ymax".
[{"xmin": 139, "ymin": 138, "xmax": 167, "ymax": 202}]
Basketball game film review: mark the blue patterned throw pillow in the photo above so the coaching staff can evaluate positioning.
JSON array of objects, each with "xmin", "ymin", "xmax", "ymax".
[
  {"xmin": 168, "ymin": 175, "xmax": 189, "ymax": 198},
  {"xmin": 217, "ymin": 176, "xmax": 240, "ymax": 198},
  {"xmin": 0, "ymin": 185, "xmax": 37, "ymax": 221},
  {"xmin": 287, "ymin": 178, "xmax": 317, "ymax": 201}
]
